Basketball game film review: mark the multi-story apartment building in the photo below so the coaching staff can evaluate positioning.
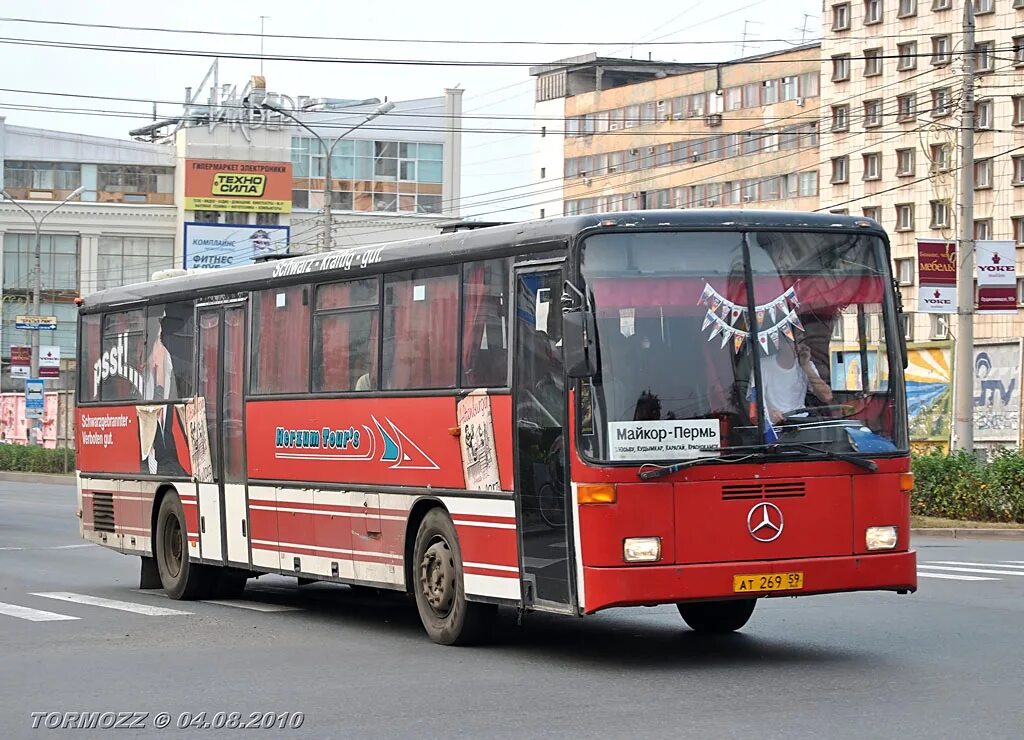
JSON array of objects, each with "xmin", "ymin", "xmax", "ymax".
[
  {"xmin": 819, "ymin": 0, "xmax": 1024, "ymax": 344},
  {"xmin": 530, "ymin": 46, "xmax": 822, "ymax": 219}
]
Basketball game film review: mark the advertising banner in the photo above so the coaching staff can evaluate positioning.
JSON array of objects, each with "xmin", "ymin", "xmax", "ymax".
[
  {"xmin": 917, "ymin": 240, "xmax": 957, "ymax": 314},
  {"xmin": 39, "ymin": 345, "xmax": 60, "ymax": 379},
  {"xmin": 973, "ymin": 342, "xmax": 1022, "ymax": 443},
  {"xmin": 456, "ymin": 391, "xmax": 501, "ymax": 492},
  {"xmin": 975, "ymin": 240, "xmax": 1016, "ymax": 314},
  {"xmin": 184, "ymin": 223, "xmax": 290, "ymax": 269},
  {"xmin": 183, "ymin": 159, "xmax": 292, "ymax": 213},
  {"xmin": 10, "ymin": 345, "xmax": 30, "ymax": 379}
]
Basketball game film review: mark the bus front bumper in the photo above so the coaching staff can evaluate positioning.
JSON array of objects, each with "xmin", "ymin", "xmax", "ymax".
[{"xmin": 580, "ymin": 550, "xmax": 917, "ymax": 614}]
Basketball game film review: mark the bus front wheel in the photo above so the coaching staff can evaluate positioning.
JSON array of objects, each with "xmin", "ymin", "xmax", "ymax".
[
  {"xmin": 412, "ymin": 508, "xmax": 495, "ymax": 645},
  {"xmin": 154, "ymin": 492, "xmax": 211, "ymax": 600},
  {"xmin": 677, "ymin": 599, "xmax": 756, "ymax": 633}
]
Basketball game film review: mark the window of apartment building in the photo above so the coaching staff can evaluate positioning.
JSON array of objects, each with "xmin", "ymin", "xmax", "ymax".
[
  {"xmin": 864, "ymin": 0, "xmax": 883, "ymax": 23},
  {"xmin": 760, "ymin": 80, "xmax": 781, "ymax": 106},
  {"xmin": 974, "ymin": 219, "xmax": 993, "ymax": 240},
  {"xmin": 833, "ymin": 2, "xmax": 852, "ymax": 29},
  {"xmin": 932, "ymin": 0, "xmax": 951, "ymax": 9},
  {"xmin": 897, "ymin": 41, "xmax": 918, "ymax": 71},
  {"xmin": 832, "ymin": 54, "xmax": 851, "ymax": 82},
  {"xmin": 761, "ymin": 177, "xmax": 781, "ymax": 201},
  {"xmin": 864, "ymin": 99, "xmax": 884, "ymax": 128},
  {"xmin": 255, "ymin": 213, "xmax": 279, "ymax": 226},
  {"xmin": 896, "ymin": 258, "xmax": 915, "ymax": 284},
  {"xmin": 863, "ymin": 152, "xmax": 882, "ymax": 180},
  {"xmin": 931, "ymin": 87, "xmax": 952, "ymax": 118},
  {"xmin": 1016, "ymin": 0, "xmax": 1024, "ymax": 10},
  {"xmin": 223, "ymin": 211, "xmax": 248, "ymax": 225},
  {"xmin": 780, "ymin": 76, "xmax": 799, "ymax": 101},
  {"xmin": 725, "ymin": 87, "xmax": 742, "ymax": 111},
  {"xmin": 799, "ymin": 171, "xmax": 819, "ymax": 197},
  {"xmin": 689, "ymin": 93, "xmax": 708, "ymax": 117},
  {"xmin": 783, "ymin": 173, "xmax": 799, "ymax": 198},
  {"xmin": 95, "ymin": 237, "xmax": 175, "ymax": 291},
  {"xmin": 932, "ymin": 35, "xmax": 952, "ymax": 65},
  {"xmin": 97, "ymin": 165, "xmax": 174, "ymax": 195},
  {"xmin": 897, "ymin": 93, "xmax": 917, "ymax": 122},
  {"xmin": 1013, "ymin": 36, "xmax": 1024, "ymax": 67},
  {"xmin": 2, "ymin": 161, "xmax": 81, "ymax": 191},
  {"xmin": 973, "ymin": 0, "xmax": 994, "ymax": 13},
  {"xmin": 742, "ymin": 179, "xmax": 759, "ymax": 202},
  {"xmin": 742, "ymin": 132, "xmax": 762, "ymax": 156},
  {"xmin": 656, "ymin": 145, "xmax": 672, "ymax": 167},
  {"xmin": 896, "ymin": 203, "xmax": 915, "ymax": 231},
  {"xmin": 930, "ymin": 314, "xmax": 949, "ymax": 340},
  {"xmin": 741, "ymin": 83, "xmax": 760, "ymax": 108},
  {"xmin": 864, "ymin": 48, "xmax": 884, "ymax": 77},
  {"xmin": 1014, "ymin": 216, "xmax": 1024, "ymax": 245},
  {"xmin": 976, "ymin": 99, "xmax": 994, "ymax": 130},
  {"xmin": 974, "ymin": 158, "xmax": 994, "ymax": 189},
  {"xmin": 193, "ymin": 210, "xmax": 221, "ymax": 223},
  {"xmin": 975, "ymin": 41, "xmax": 995, "ymax": 73},
  {"xmin": 1013, "ymin": 96, "xmax": 1024, "ymax": 125},
  {"xmin": 863, "ymin": 206, "xmax": 882, "ymax": 222},
  {"xmin": 898, "ymin": 0, "xmax": 917, "ymax": 16},
  {"xmin": 896, "ymin": 148, "xmax": 916, "ymax": 176},
  {"xmin": 831, "ymin": 105, "xmax": 850, "ymax": 132},
  {"xmin": 900, "ymin": 313, "xmax": 914, "ymax": 342},
  {"xmin": 624, "ymin": 105, "xmax": 640, "ymax": 128},
  {"xmin": 799, "ymin": 73, "xmax": 819, "ymax": 99},
  {"xmin": 930, "ymin": 143, "xmax": 951, "ymax": 172},
  {"xmin": 801, "ymin": 122, "xmax": 820, "ymax": 147},
  {"xmin": 1018, "ymin": 278, "xmax": 1024, "ymax": 307},
  {"xmin": 930, "ymin": 200, "xmax": 951, "ymax": 228},
  {"xmin": 832, "ymin": 156, "xmax": 850, "ymax": 184},
  {"xmin": 1013, "ymin": 155, "xmax": 1024, "ymax": 185},
  {"xmin": 2, "ymin": 233, "xmax": 78, "ymax": 291}
]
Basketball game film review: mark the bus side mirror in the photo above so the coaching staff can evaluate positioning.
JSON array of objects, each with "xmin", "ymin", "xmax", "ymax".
[{"xmin": 563, "ymin": 309, "xmax": 597, "ymax": 378}]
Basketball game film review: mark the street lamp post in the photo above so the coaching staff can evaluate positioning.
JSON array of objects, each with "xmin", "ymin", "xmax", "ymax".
[
  {"xmin": 0, "ymin": 185, "xmax": 86, "ymax": 444},
  {"xmin": 262, "ymin": 101, "xmax": 395, "ymax": 252}
]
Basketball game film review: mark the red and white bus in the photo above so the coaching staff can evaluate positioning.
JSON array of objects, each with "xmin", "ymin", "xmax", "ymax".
[{"xmin": 76, "ymin": 210, "xmax": 917, "ymax": 644}]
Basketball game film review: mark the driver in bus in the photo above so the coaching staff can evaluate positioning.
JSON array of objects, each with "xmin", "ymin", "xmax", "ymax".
[{"xmin": 757, "ymin": 334, "xmax": 833, "ymax": 424}]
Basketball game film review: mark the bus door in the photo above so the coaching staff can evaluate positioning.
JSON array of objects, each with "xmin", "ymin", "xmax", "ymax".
[
  {"xmin": 196, "ymin": 302, "xmax": 250, "ymax": 568},
  {"xmin": 513, "ymin": 265, "xmax": 575, "ymax": 611}
]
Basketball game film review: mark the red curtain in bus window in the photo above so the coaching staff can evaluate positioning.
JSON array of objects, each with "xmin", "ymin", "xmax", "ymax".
[
  {"xmin": 252, "ymin": 286, "xmax": 310, "ymax": 394},
  {"xmin": 316, "ymin": 311, "xmax": 379, "ymax": 391},
  {"xmin": 385, "ymin": 268, "xmax": 458, "ymax": 389}
]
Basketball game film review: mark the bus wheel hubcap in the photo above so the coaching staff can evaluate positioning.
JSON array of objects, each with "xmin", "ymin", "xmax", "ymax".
[
  {"xmin": 421, "ymin": 538, "xmax": 455, "ymax": 616},
  {"xmin": 164, "ymin": 515, "xmax": 182, "ymax": 579}
]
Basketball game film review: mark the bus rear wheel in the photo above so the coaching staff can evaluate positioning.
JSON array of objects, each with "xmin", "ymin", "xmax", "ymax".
[
  {"xmin": 677, "ymin": 599, "xmax": 756, "ymax": 633},
  {"xmin": 412, "ymin": 508, "xmax": 495, "ymax": 645},
  {"xmin": 154, "ymin": 492, "xmax": 211, "ymax": 600}
]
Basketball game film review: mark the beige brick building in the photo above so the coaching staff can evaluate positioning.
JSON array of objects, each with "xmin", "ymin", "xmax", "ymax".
[
  {"xmin": 818, "ymin": 0, "xmax": 1024, "ymax": 343},
  {"xmin": 529, "ymin": 46, "xmax": 823, "ymax": 219}
]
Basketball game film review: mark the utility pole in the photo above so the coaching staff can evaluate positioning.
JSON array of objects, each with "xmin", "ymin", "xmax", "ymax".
[{"xmin": 952, "ymin": 0, "xmax": 976, "ymax": 452}]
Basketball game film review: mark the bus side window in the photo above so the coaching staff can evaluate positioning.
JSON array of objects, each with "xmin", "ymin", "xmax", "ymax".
[
  {"xmin": 313, "ymin": 277, "xmax": 381, "ymax": 393},
  {"xmin": 462, "ymin": 258, "xmax": 510, "ymax": 388},
  {"xmin": 250, "ymin": 286, "xmax": 310, "ymax": 395},
  {"xmin": 100, "ymin": 309, "xmax": 146, "ymax": 402},
  {"xmin": 79, "ymin": 313, "xmax": 103, "ymax": 402},
  {"xmin": 383, "ymin": 266, "xmax": 459, "ymax": 390}
]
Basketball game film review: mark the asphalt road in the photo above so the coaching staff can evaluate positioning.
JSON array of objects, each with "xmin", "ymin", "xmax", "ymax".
[{"xmin": 1, "ymin": 480, "xmax": 1022, "ymax": 740}]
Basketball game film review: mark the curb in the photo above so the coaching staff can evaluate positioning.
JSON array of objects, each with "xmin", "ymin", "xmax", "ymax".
[
  {"xmin": 912, "ymin": 527, "xmax": 1024, "ymax": 540},
  {"xmin": 0, "ymin": 470, "xmax": 75, "ymax": 486}
]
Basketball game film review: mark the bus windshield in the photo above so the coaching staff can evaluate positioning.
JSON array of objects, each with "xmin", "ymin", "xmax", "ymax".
[{"xmin": 577, "ymin": 230, "xmax": 905, "ymax": 463}]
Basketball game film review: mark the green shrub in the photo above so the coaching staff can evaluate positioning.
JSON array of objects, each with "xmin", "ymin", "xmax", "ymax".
[
  {"xmin": 912, "ymin": 449, "xmax": 1024, "ymax": 523},
  {"xmin": 0, "ymin": 444, "xmax": 74, "ymax": 474}
]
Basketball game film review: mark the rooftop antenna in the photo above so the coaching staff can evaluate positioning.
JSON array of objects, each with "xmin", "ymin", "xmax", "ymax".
[
  {"xmin": 259, "ymin": 16, "xmax": 270, "ymax": 76},
  {"xmin": 739, "ymin": 20, "xmax": 762, "ymax": 58},
  {"xmin": 794, "ymin": 13, "xmax": 815, "ymax": 43}
]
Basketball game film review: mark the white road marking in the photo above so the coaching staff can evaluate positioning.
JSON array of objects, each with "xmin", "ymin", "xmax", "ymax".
[
  {"xmin": 31, "ymin": 592, "xmax": 191, "ymax": 616},
  {"xmin": 200, "ymin": 600, "xmax": 301, "ymax": 612},
  {"xmin": 0, "ymin": 601, "xmax": 80, "ymax": 622},
  {"xmin": 927, "ymin": 561, "xmax": 1024, "ymax": 570},
  {"xmin": 0, "ymin": 544, "xmax": 92, "ymax": 551},
  {"xmin": 917, "ymin": 565, "xmax": 1024, "ymax": 577},
  {"xmin": 917, "ymin": 572, "xmax": 998, "ymax": 581}
]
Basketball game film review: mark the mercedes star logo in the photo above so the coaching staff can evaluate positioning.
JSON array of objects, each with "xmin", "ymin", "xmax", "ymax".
[{"xmin": 747, "ymin": 502, "xmax": 784, "ymax": 542}]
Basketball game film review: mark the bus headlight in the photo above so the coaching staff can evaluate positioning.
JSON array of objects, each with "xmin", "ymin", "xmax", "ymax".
[
  {"xmin": 623, "ymin": 537, "xmax": 662, "ymax": 563},
  {"xmin": 866, "ymin": 526, "xmax": 898, "ymax": 551}
]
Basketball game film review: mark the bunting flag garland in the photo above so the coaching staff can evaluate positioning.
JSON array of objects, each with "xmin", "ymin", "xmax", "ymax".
[{"xmin": 696, "ymin": 281, "xmax": 804, "ymax": 355}]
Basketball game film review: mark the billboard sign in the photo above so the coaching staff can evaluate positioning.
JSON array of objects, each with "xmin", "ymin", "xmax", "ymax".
[
  {"xmin": 975, "ymin": 240, "xmax": 1016, "ymax": 314},
  {"xmin": 39, "ymin": 345, "xmax": 60, "ymax": 379},
  {"xmin": 917, "ymin": 240, "xmax": 957, "ymax": 314},
  {"xmin": 184, "ymin": 223, "xmax": 290, "ymax": 270},
  {"xmin": 184, "ymin": 159, "xmax": 292, "ymax": 213},
  {"xmin": 25, "ymin": 378, "xmax": 45, "ymax": 419},
  {"xmin": 10, "ymin": 345, "xmax": 30, "ymax": 379},
  {"xmin": 974, "ymin": 342, "xmax": 1022, "ymax": 443}
]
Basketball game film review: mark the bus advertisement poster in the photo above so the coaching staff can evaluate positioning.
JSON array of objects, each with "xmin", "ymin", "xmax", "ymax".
[{"xmin": 457, "ymin": 391, "xmax": 501, "ymax": 492}]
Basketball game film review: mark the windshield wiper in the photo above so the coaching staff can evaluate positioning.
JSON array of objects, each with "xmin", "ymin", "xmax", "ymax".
[
  {"xmin": 775, "ymin": 442, "xmax": 878, "ymax": 472},
  {"xmin": 638, "ymin": 445, "xmax": 773, "ymax": 480}
]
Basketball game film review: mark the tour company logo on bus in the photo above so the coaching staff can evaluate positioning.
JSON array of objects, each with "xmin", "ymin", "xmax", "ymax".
[
  {"xmin": 92, "ymin": 332, "xmax": 143, "ymax": 397},
  {"xmin": 273, "ymin": 415, "xmax": 439, "ymax": 470},
  {"xmin": 211, "ymin": 173, "xmax": 266, "ymax": 197}
]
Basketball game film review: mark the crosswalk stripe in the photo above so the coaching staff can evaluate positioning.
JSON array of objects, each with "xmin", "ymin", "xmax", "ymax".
[
  {"xmin": 0, "ymin": 601, "xmax": 80, "ymax": 622},
  {"xmin": 31, "ymin": 592, "xmax": 191, "ymax": 616},
  {"xmin": 200, "ymin": 599, "xmax": 301, "ymax": 612},
  {"xmin": 917, "ymin": 565, "xmax": 1024, "ymax": 577},
  {"xmin": 917, "ymin": 572, "xmax": 998, "ymax": 581},
  {"xmin": 927, "ymin": 561, "xmax": 1024, "ymax": 570}
]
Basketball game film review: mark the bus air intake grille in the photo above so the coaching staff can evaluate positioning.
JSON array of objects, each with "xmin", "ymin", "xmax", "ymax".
[
  {"xmin": 721, "ymin": 482, "xmax": 806, "ymax": 500},
  {"xmin": 92, "ymin": 492, "xmax": 115, "ymax": 533}
]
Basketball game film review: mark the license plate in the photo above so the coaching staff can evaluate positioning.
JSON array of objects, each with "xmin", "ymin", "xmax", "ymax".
[{"xmin": 733, "ymin": 571, "xmax": 804, "ymax": 593}]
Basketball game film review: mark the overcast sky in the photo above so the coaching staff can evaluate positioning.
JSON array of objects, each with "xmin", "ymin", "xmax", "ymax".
[{"xmin": 0, "ymin": 0, "xmax": 821, "ymax": 219}]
